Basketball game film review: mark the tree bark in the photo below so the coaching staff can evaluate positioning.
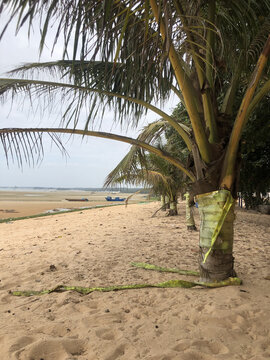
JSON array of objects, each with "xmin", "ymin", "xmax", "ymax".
[
  {"xmin": 196, "ymin": 190, "xmax": 236, "ymax": 282},
  {"xmin": 160, "ymin": 194, "xmax": 166, "ymax": 211},
  {"xmin": 184, "ymin": 192, "xmax": 197, "ymax": 230},
  {"xmin": 165, "ymin": 196, "xmax": 170, "ymax": 209},
  {"xmin": 168, "ymin": 200, "xmax": 178, "ymax": 216}
]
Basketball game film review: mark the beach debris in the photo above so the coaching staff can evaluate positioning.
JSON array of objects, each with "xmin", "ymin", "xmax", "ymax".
[
  {"xmin": 10, "ymin": 277, "xmax": 242, "ymax": 297},
  {"xmin": 10, "ymin": 262, "xmax": 242, "ymax": 297},
  {"xmin": 131, "ymin": 262, "xmax": 199, "ymax": 276},
  {"xmin": 49, "ymin": 264, "xmax": 57, "ymax": 272}
]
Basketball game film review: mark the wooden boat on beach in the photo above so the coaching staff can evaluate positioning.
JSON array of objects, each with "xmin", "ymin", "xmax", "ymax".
[
  {"xmin": 65, "ymin": 198, "xmax": 89, "ymax": 202},
  {"xmin": 105, "ymin": 196, "xmax": 125, "ymax": 202}
]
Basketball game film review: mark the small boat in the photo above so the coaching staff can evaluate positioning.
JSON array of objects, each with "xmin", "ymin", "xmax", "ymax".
[
  {"xmin": 105, "ymin": 196, "xmax": 126, "ymax": 202},
  {"xmin": 65, "ymin": 198, "xmax": 89, "ymax": 202}
]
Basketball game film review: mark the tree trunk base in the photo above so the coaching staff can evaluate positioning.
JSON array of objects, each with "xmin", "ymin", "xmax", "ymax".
[
  {"xmin": 187, "ymin": 225, "xmax": 197, "ymax": 231},
  {"xmin": 196, "ymin": 190, "xmax": 236, "ymax": 282},
  {"xmin": 199, "ymin": 247, "xmax": 236, "ymax": 282},
  {"xmin": 166, "ymin": 209, "xmax": 178, "ymax": 216}
]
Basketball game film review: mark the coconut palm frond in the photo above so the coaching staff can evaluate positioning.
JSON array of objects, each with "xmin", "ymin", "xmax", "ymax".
[
  {"xmin": 0, "ymin": 128, "xmax": 67, "ymax": 168},
  {"xmin": 248, "ymin": 15, "xmax": 270, "ymax": 62},
  {"xmin": 8, "ymin": 59, "xmax": 173, "ymax": 107},
  {"xmin": 104, "ymin": 146, "xmax": 145, "ymax": 188},
  {"xmin": 0, "ymin": 128, "xmax": 194, "ymax": 179},
  {"xmin": 139, "ymin": 169, "xmax": 171, "ymax": 192},
  {"xmin": 0, "ymin": 77, "xmax": 162, "ymax": 129},
  {"xmin": 0, "ymin": 77, "xmax": 192, "ymax": 144},
  {"xmin": 104, "ymin": 119, "xmax": 180, "ymax": 188},
  {"xmin": 2, "ymin": 0, "xmax": 265, "ymax": 102},
  {"xmin": 104, "ymin": 107, "xmax": 193, "ymax": 192},
  {"xmin": 105, "ymin": 140, "xmax": 188, "ymax": 200},
  {"xmin": 147, "ymin": 152, "xmax": 170, "ymax": 174},
  {"xmin": 137, "ymin": 120, "xmax": 166, "ymax": 143},
  {"xmin": 215, "ymin": 0, "xmax": 269, "ymax": 71},
  {"xmin": 1, "ymin": 0, "xmax": 174, "ymax": 96},
  {"xmin": 138, "ymin": 119, "xmax": 191, "ymax": 146},
  {"xmin": 124, "ymin": 189, "xmax": 143, "ymax": 207},
  {"xmin": 4, "ymin": 59, "xmax": 192, "ymax": 146},
  {"xmin": 108, "ymin": 167, "xmax": 172, "ymax": 193}
]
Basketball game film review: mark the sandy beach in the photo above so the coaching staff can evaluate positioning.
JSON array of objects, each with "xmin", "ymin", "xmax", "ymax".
[
  {"xmin": 0, "ymin": 200, "xmax": 269, "ymax": 360},
  {"xmin": 0, "ymin": 189, "xmax": 147, "ymax": 220}
]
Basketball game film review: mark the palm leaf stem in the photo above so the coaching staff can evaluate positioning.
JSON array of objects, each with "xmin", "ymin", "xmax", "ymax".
[
  {"xmin": 0, "ymin": 78, "xmax": 192, "ymax": 151},
  {"xmin": 0, "ymin": 128, "xmax": 196, "ymax": 181},
  {"xmin": 205, "ymin": 0, "xmax": 215, "ymax": 89},
  {"xmin": 245, "ymin": 79, "xmax": 270, "ymax": 120},
  {"xmin": 221, "ymin": 35, "xmax": 270, "ymax": 190},
  {"xmin": 204, "ymin": 0, "xmax": 218, "ymax": 143},
  {"xmin": 149, "ymin": 0, "xmax": 212, "ymax": 164},
  {"xmin": 113, "ymin": 5, "xmax": 131, "ymax": 64},
  {"xmin": 221, "ymin": 53, "xmax": 244, "ymax": 116},
  {"xmin": 171, "ymin": 84, "xmax": 203, "ymax": 115},
  {"xmin": 173, "ymin": 0, "xmax": 218, "ymax": 144}
]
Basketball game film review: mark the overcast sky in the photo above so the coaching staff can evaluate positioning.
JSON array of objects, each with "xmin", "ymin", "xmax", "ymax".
[{"xmin": 0, "ymin": 12, "xmax": 178, "ymax": 188}]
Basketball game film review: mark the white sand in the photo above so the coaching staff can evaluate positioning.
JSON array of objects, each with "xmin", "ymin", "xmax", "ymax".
[{"xmin": 0, "ymin": 201, "xmax": 269, "ymax": 359}]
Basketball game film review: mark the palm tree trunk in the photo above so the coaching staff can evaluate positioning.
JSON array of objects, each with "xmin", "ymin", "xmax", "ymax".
[
  {"xmin": 169, "ymin": 200, "xmax": 178, "ymax": 216},
  {"xmin": 165, "ymin": 195, "xmax": 170, "ymax": 210},
  {"xmin": 160, "ymin": 194, "xmax": 166, "ymax": 211},
  {"xmin": 184, "ymin": 192, "xmax": 196, "ymax": 230},
  {"xmin": 196, "ymin": 190, "xmax": 236, "ymax": 282}
]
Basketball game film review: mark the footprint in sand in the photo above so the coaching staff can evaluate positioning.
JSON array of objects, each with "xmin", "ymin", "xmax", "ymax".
[
  {"xmin": 191, "ymin": 340, "xmax": 229, "ymax": 355},
  {"xmin": 95, "ymin": 327, "xmax": 115, "ymax": 340},
  {"xmin": 173, "ymin": 339, "xmax": 229, "ymax": 357},
  {"xmin": 173, "ymin": 340, "xmax": 192, "ymax": 352},
  {"xmin": 103, "ymin": 343, "xmax": 126, "ymax": 360},
  {"xmin": 178, "ymin": 350, "xmax": 214, "ymax": 360},
  {"xmin": 10, "ymin": 337, "xmax": 85, "ymax": 360},
  {"xmin": 9, "ymin": 336, "xmax": 35, "ymax": 353}
]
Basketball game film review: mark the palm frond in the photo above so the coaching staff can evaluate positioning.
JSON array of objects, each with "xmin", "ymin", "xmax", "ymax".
[
  {"xmin": 104, "ymin": 118, "xmax": 185, "ymax": 187},
  {"xmin": 8, "ymin": 60, "xmax": 173, "ymax": 110},
  {"xmin": 104, "ymin": 147, "xmax": 144, "ymax": 188},
  {"xmin": 1, "ymin": 0, "xmax": 174, "ymax": 100},
  {"xmin": 0, "ymin": 74, "xmax": 192, "ymax": 147},
  {"xmin": 0, "ymin": 127, "xmax": 195, "ymax": 180},
  {"xmin": 104, "ymin": 117, "xmax": 190, "ymax": 196},
  {"xmin": 248, "ymin": 15, "xmax": 270, "ymax": 62},
  {"xmin": 0, "ymin": 128, "xmax": 67, "ymax": 168},
  {"xmin": 105, "ymin": 166, "xmax": 172, "ymax": 194},
  {"xmin": 140, "ymin": 169, "xmax": 171, "ymax": 192},
  {"xmin": 0, "ymin": 77, "xmax": 157, "ymax": 129}
]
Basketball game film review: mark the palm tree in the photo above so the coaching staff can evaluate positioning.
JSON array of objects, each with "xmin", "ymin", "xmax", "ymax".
[
  {"xmin": 105, "ymin": 152, "xmax": 180, "ymax": 214},
  {"xmin": 104, "ymin": 120, "xmax": 189, "ymax": 216},
  {"xmin": 105, "ymin": 149, "xmax": 185, "ymax": 216},
  {"xmin": 0, "ymin": 0, "xmax": 270, "ymax": 281}
]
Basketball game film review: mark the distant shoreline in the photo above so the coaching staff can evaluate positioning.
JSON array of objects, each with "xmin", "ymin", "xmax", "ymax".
[
  {"xmin": 0, "ymin": 186, "xmax": 149, "ymax": 193},
  {"xmin": 0, "ymin": 202, "xmax": 127, "ymax": 224},
  {"xmin": 0, "ymin": 189, "xmax": 149, "ymax": 220}
]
